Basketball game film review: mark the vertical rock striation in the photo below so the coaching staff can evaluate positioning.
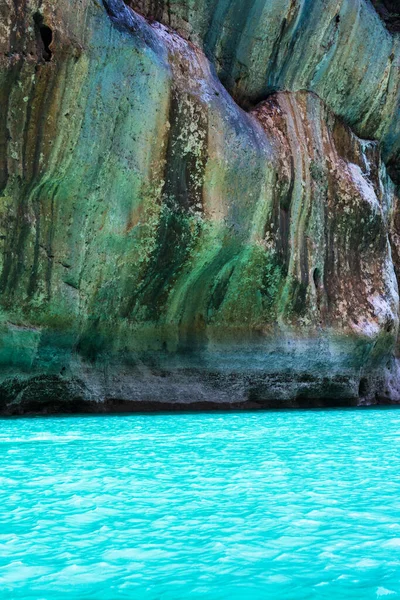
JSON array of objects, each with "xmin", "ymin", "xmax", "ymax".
[{"xmin": 0, "ymin": 0, "xmax": 399, "ymax": 413}]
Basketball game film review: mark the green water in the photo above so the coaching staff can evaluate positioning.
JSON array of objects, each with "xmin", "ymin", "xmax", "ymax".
[{"xmin": 1, "ymin": 409, "xmax": 400, "ymax": 599}]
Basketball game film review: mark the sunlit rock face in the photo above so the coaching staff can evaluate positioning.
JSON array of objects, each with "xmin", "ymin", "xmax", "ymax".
[
  {"xmin": 0, "ymin": 0, "xmax": 399, "ymax": 412},
  {"xmin": 130, "ymin": 0, "xmax": 400, "ymax": 182}
]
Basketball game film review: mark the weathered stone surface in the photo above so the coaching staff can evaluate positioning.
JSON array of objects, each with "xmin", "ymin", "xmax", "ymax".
[
  {"xmin": 0, "ymin": 0, "xmax": 399, "ymax": 413},
  {"xmin": 129, "ymin": 0, "xmax": 400, "ymax": 183}
]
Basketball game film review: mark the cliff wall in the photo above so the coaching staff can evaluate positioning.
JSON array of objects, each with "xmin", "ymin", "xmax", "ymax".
[{"xmin": 0, "ymin": 0, "xmax": 399, "ymax": 412}]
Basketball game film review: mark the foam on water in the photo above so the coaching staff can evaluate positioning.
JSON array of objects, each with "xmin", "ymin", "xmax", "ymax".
[{"xmin": 1, "ymin": 409, "xmax": 400, "ymax": 599}]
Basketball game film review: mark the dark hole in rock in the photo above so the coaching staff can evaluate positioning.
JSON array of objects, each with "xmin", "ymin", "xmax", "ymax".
[
  {"xmin": 385, "ymin": 319, "xmax": 394, "ymax": 333},
  {"xmin": 358, "ymin": 377, "xmax": 369, "ymax": 397},
  {"xmin": 313, "ymin": 267, "xmax": 321, "ymax": 288},
  {"xmin": 33, "ymin": 13, "xmax": 53, "ymax": 62}
]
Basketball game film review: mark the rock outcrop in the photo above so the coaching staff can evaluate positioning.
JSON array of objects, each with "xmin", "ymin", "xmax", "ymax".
[{"xmin": 0, "ymin": 0, "xmax": 399, "ymax": 413}]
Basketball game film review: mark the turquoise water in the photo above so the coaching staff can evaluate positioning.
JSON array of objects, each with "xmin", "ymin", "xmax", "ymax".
[{"xmin": 1, "ymin": 410, "xmax": 400, "ymax": 599}]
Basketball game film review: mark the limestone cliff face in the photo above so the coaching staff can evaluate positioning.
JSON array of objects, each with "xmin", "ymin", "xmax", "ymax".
[
  {"xmin": 130, "ymin": 0, "xmax": 400, "ymax": 181},
  {"xmin": 0, "ymin": 0, "xmax": 399, "ymax": 412}
]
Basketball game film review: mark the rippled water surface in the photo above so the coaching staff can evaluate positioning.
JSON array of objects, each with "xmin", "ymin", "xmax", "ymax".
[{"xmin": 1, "ymin": 409, "xmax": 400, "ymax": 599}]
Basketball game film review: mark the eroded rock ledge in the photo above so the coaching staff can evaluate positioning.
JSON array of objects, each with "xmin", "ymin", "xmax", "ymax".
[
  {"xmin": 0, "ymin": 0, "xmax": 400, "ymax": 413},
  {"xmin": 129, "ymin": 0, "xmax": 400, "ymax": 182}
]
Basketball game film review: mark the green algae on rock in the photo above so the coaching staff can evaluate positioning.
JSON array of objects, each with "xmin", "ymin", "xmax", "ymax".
[{"xmin": 0, "ymin": 0, "xmax": 400, "ymax": 413}]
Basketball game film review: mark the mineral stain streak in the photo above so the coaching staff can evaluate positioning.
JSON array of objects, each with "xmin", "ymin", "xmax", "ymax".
[{"xmin": 0, "ymin": 0, "xmax": 400, "ymax": 413}]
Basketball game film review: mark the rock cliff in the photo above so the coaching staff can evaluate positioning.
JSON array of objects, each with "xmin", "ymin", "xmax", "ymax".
[{"xmin": 0, "ymin": 0, "xmax": 400, "ymax": 413}]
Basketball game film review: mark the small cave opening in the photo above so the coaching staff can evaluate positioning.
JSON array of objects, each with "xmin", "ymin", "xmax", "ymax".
[
  {"xmin": 358, "ymin": 377, "xmax": 370, "ymax": 398},
  {"xmin": 313, "ymin": 267, "xmax": 321, "ymax": 288},
  {"xmin": 313, "ymin": 267, "xmax": 323, "ymax": 314},
  {"xmin": 33, "ymin": 13, "xmax": 53, "ymax": 62}
]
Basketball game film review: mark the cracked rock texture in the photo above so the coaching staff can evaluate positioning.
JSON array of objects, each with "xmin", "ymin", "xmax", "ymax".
[{"xmin": 0, "ymin": 0, "xmax": 400, "ymax": 413}]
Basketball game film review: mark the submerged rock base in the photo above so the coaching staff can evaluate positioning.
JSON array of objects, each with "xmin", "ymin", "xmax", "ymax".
[
  {"xmin": 1, "ymin": 344, "xmax": 398, "ymax": 415},
  {"xmin": 1, "ymin": 0, "xmax": 400, "ymax": 412}
]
